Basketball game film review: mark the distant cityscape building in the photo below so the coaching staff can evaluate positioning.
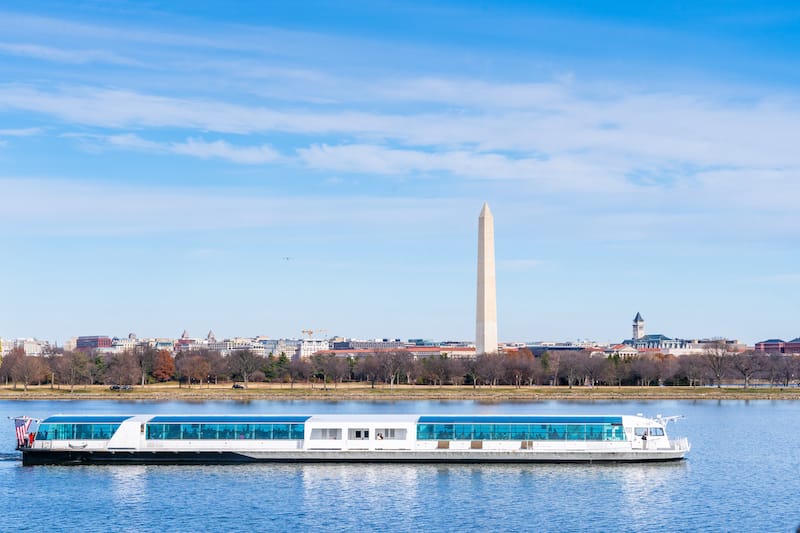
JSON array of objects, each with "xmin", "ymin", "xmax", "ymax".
[
  {"xmin": 76, "ymin": 336, "xmax": 112, "ymax": 351},
  {"xmin": 755, "ymin": 338, "xmax": 800, "ymax": 354},
  {"xmin": 632, "ymin": 312, "xmax": 645, "ymax": 340}
]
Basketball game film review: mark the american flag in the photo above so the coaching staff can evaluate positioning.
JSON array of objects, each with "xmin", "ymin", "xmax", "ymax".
[{"xmin": 14, "ymin": 417, "xmax": 32, "ymax": 448}]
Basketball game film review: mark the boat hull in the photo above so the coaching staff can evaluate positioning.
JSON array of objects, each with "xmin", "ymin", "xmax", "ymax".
[{"xmin": 22, "ymin": 448, "xmax": 687, "ymax": 466}]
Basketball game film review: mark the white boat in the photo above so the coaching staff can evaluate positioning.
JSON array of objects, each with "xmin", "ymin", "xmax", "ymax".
[{"xmin": 14, "ymin": 413, "xmax": 690, "ymax": 465}]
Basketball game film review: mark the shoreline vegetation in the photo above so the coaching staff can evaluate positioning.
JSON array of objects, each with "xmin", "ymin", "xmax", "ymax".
[{"xmin": 2, "ymin": 382, "xmax": 799, "ymax": 401}]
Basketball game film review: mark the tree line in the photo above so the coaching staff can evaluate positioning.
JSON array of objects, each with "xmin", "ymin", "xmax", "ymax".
[{"xmin": 1, "ymin": 345, "xmax": 799, "ymax": 390}]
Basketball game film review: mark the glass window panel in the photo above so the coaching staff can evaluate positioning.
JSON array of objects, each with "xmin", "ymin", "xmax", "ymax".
[
  {"xmin": 36, "ymin": 424, "xmax": 53, "ymax": 440},
  {"xmin": 473, "ymin": 424, "xmax": 493, "ymax": 440},
  {"xmin": 583, "ymin": 424, "xmax": 601, "ymax": 440},
  {"xmin": 218, "ymin": 424, "xmax": 236, "ymax": 439},
  {"xmin": 165, "ymin": 424, "xmax": 182, "ymax": 439},
  {"xmin": 92, "ymin": 424, "xmax": 115, "ymax": 439},
  {"xmin": 253, "ymin": 424, "xmax": 272, "ymax": 439},
  {"xmin": 493, "ymin": 425, "xmax": 512, "ymax": 440},
  {"xmin": 272, "ymin": 424, "xmax": 290, "ymax": 439},
  {"xmin": 290, "ymin": 424, "xmax": 305, "ymax": 439},
  {"xmin": 416, "ymin": 424, "xmax": 435, "ymax": 440},
  {"xmin": 548, "ymin": 425, "xmax": 566, "ymax": 440},
  {"xmin": 510, "ymin": 425, "xmax": 529, "ymax": 440},
  {"xmin": 75, "ymin": 424, "xmax": 93, "ymax": 439},
  {"xmin": 146, "ymin": 424, "xmax": 164, "ymax": 440},
  {"xmin": 200, "ymin": 424, "xmax": 219, "ymax": 439},
  {"xmin": 182, "ymin": 424, "xmax": 201, "ymax": 439},
  {"xmin": 434, "ymin": 424, "xmax": 454, "ymax": 440},
  {"xmin": 566, "ymin": 425, "xmax": 585, "ymax": 440},
  {"xmin": 529, "ymin": 425, "xmax": 548, "ymax": 440},
  {"xmin": 454, "ymin": 425, "xmax": 473, "ymax": 440}
]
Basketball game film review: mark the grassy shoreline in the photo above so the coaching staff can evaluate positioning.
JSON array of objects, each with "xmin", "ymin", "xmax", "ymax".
[{"xmin": 1, "ymin": 383, "xmax": 799, "ymax": 401}]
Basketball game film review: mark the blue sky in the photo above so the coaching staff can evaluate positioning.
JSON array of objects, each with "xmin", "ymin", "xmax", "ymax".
[{"xmin": 2, "ymin": 0, "xmax": 800, "ymax": 345}]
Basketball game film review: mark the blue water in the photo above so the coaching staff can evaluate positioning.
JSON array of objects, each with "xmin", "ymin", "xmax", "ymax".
[{"xmin": 1, "ymin": 400, "xmax": 798, "ymax": 532}]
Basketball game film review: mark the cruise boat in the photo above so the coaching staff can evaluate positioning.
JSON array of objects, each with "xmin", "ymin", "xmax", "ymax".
[{"xmin": 13, "ymin": 413, "xmax": 690, "ymax": 465}]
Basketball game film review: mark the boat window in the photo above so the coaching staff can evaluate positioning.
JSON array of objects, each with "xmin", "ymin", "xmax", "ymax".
[
  {"xmin": 145, "ymin": 423, "xmax": 305, "ymax": 440},
  {"xmin": 35, "ymin": 423, "xmax": 121, "ymax": 441},
  {"xmin": 416, "ymin": 422, "xmax": 628, "ymax": 441},
  {"xmin": 348, "ymin": 428, "xmax": 369, "ymax": 440},
  {"xmin": 375, "ymin": 428, "xmax": 406, "ymax": 440},
  {"xmin": 634, "ymin": 428, "xmax": 648, "ymax": 437},
  {"xmin": 650, "ymin": 428, "xmax": 665, "ymax": 436},
  {"xmin": 310, "ymin": 428, "xmax": 342, "ymax": 440}
]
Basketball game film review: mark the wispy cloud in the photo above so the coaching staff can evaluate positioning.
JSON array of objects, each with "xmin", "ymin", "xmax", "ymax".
[
  {"xmin": 0, "ymin": 127, "xmax": 43, "ymax": 136},
  {"xmin": 66, "ymin": 133, "xmax": 281, "ymax": 164},
  {"xmin": 0, "ymin": 42, "xmax": 135, "ymax": 65}
]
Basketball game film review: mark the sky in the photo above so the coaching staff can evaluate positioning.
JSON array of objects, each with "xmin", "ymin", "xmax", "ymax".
[{"xmin": 2, "ymin": 0, "xmax": 800, "ymax": 346}]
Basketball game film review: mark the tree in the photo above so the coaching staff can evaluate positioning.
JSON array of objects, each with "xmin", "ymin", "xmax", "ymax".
[
  {"xmin": 630, "ymin": 355, "xmax": 658, "ymax": 386},
  {"xmin": 506, "ymin": 350, "xmax": 535, "ymax": 388},
  {"xmin": 138, "ymin": 348, "xmax": 158, "ymax": 386},
  {"xmin": 228, "ymin": 349, "xmax": 264, "ymax": 387},
  {"xmin": 560, "ymin": 351, "xmax": 589, "ymax": 388},
  {"xmin": 288, "ymin": 358, "xmax": 311, "ymax": 388},
  {"xmin": 104, "ymin": 352, "xmax": 141, "ymax": 386},
  {"xmin": 704, "ymin": 341, "xmax": 731, "ymax": 388},
  {"xmin": 56, "ymin": 351, "xmax": 92, "ymax": 392},
  {"xmin": 676, "ymin": 354, "xmax": 706, "ymax": 387},
  {"xmin": 0, "ymin": 347, "xmax": 24, "ymax": 387},
  {"xmin": 356, "ymin": 356, "xmax": 381, "ymax": 388},
  {"xmin": 475, "ymin": 352, "xmax": 504, "ymax": 387},
  {"xmin": 731, "ymin": 350, "xmax": 764, "ymax": 389},
  {"xmin": 11, "ymin": 354, "xmax": 48, "ymax": 392},
  {"xmin": 152, "ymin": 350, "xmax": 176, "ymax": 382},
  {"xmin": 376, "ymin": 350, "xmax": 410, "ymax": 388},
  {"xmin": 584, "ymin": 354, "xmax": 609, "ymax": 387},
  {"xmin": 178, "ymin": 355, "xmax": 211, "ymax": 388}
]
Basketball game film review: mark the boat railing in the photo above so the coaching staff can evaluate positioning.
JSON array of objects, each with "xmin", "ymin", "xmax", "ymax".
[{"xmin": 669, "ymin": 437, "xmax": 690, "ymax": 451}]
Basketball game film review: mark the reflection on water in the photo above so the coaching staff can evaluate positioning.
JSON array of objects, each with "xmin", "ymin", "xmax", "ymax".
[{"xmin": 110, "ymin": 465, "xmax": 147, "ymax": 507}]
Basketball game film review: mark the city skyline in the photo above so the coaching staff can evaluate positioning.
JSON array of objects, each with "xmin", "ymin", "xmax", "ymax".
[{"xmin": 2, "ymin": 1, "xmax": 800, "ymax": 345}]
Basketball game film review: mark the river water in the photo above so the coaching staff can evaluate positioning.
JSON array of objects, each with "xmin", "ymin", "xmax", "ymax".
[{"xmin": 1, "ymin": 399, "xmax": 798, "ymax": 532}]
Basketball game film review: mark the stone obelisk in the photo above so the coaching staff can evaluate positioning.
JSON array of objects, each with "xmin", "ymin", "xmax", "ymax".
[{"xmin": 476, "ymin": 202, "xmax": 498, "ymax": 354}]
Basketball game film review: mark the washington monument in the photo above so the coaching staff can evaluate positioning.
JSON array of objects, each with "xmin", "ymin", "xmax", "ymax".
[{"xmin": 476, "ymin": 202, "xmax": 498, "ymax": 354}]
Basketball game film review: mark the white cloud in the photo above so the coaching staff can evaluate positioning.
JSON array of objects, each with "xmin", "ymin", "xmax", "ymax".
[
  {"xmin": 171, "ymin": 138, "xmax": 280, "ymax": 164},
  {"xmin": 0, "ymin": 127, "xmax": 43, "ymax": 136},
  {"xmin": 0, "ymin": 42, "xmax": 135, "ymax": 65},
  {"xmin": 0, "ymin": 177, "xmax": 465, "ymax": 237},
  {"xmin": 67, "ymin": 133, "xmax": 280, "ymax": 165}
]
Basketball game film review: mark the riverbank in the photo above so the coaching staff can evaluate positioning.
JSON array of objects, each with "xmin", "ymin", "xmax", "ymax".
[{"xmin": 1, "ymin": 382, "xmax": 799, "ymax": 400}]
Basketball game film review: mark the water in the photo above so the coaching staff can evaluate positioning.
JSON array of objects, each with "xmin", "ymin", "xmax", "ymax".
[{"xmin": 1, "ymin": 399, "xmax": 798, "ymax": 532}]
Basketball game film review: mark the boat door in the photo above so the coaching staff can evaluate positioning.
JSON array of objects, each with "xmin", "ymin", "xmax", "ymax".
[{"xmin": 633, "ymin": 427, "xmax": 649, "ymax": 449}]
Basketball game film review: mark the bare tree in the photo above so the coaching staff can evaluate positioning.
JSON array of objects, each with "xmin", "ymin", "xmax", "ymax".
[
  {"xmin": 11, "ymin": 354, "xmax": 48, "ymax": 392},
  {"xmin": 178, "ymin": 355, "xmax": 211, "ymax": 388},
  {"xmin": 104, "ymin": 352, "xmax": 141, "ymax": 386},
  {"xmin": 506, "ymin": 350, "xmax": 535, "ymax": 388},
  {"xmin": 56, "ymin": 351, "xmax": 92, "ymax": 392},
  {"xmin": 731, "ymin": 350, "xmax": 764, "ymax": 389},
  {"xmin": 560, "ymin": 351, "xmax": 588, "ymax": 388},
  {"xmin": 676, "ymin": 354, "xmax": 706, "ymax": 387},
  {"xmin": 630, "ymin": 356, "xmax": 658, "ymax": 386},
  {"xmin": 288, "ymin": 358, "xmax": 311, "ymax": 388},
  {"xmin": 356, "ymin": 356, "xmax": 381, "ymax": 388},
  {"xmin": 0, "ymin": 347, "xmax": 24, "ymax": 387},
  {"xmin": 475, "ymin": 352, "xmax": 504, "ymax": 387},
  {"xmin": 584, "ymin": 354, "xmax": 608, "ymax": 387},
  {"xmin": 228, "ymin": 349, "xmax": 263, "ymax": 387},
  {"xmin": 376, "ymin": 350, "xmax": 410, "ymax": 388},
  {"xmin": 704, "ymin": 341, "xmax": 731, "ymax": 388}
]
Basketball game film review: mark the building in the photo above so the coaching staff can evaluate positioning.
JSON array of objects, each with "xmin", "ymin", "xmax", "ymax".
[
  {"xmin": 476, "ymin": 202, "xmax": 498, "ymax": 354},
  {"xmin": 76, "ymin": 336, "xmax": 112, "ymax": 352},
  {"xmin": 332, "ymin": 339, "xmax": 404, "ymax": 350},
  {"xmin": 632, "ymin": 312, "xmax": 645, "ymax": 340}
]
